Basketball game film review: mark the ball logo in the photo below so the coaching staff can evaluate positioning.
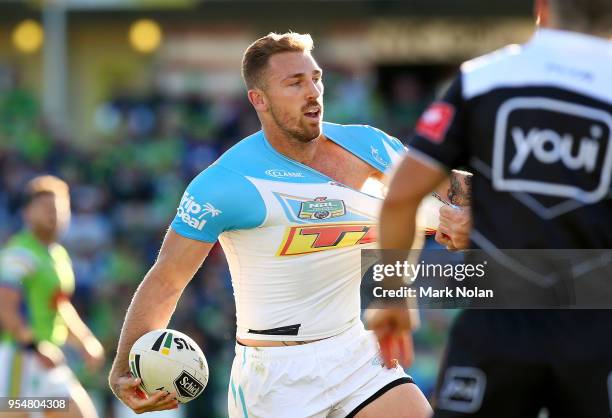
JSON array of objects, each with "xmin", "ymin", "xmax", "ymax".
[
  {"xmin": 493, "ymin": 97, "xmax": 612, "ymax": 204},
  {"xmin": 174, "ymin": 371, "xmax": 204, "ymax": 398}
]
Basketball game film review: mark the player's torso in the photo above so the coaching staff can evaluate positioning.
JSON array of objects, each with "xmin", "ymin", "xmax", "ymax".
[
  {"xmin": 210, "ymin": 123, "xmax": 403, "ymax": 340},
  {"xmin": 462, "ymin": 30, "xmax": 612, "ymax": 248},
  {"xmin": 4, "ymin": 233, "xmax": 74, "ymax": 344}
]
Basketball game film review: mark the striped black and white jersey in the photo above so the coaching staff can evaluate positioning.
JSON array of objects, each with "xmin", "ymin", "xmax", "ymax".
[{"xmin": 409, "ymin": 28, "xmax": 612, "ymax": 249}]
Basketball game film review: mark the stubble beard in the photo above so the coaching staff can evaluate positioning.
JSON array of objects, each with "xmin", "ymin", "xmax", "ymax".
[{"xmin": 270, "ymin": 104, "xmax": 322, "ymax": 144}]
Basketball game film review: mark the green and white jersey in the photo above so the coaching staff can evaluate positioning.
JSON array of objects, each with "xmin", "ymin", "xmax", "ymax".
[{"xmin": 0, "ymin": 231, "xmax": 75, "ymax": 346}]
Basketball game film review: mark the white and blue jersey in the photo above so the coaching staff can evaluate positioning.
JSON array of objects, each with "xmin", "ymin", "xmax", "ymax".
[{"xmin": 171, "ymin": 122, "xmax": 405, "ymax": 341}]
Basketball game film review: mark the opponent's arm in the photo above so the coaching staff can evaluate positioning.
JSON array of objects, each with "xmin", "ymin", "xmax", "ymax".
[
  {"xmin": 370, "ymin": 153, "xmax": 447, "ymax": 368},
  {"xmin": 0, "ymin": 287, "xmax": 35, "ymax": 345},
  {"xmin": 380, "ymin": 154, "xmax": 447, "ymax": 251},
  {"xmin": 434, "ymin": 169, "xmax": 473, "ymax": 251},
  {"xmin": 0, "ymin": 252, "xmax": 67, "ymax": 368},
  {"xmin": 58, "ymin": 299, "xmax": 105, "ymax": 371},
  {"xmin": 109, "ymin": 228, "xmax": 214, "ymax": 413}
]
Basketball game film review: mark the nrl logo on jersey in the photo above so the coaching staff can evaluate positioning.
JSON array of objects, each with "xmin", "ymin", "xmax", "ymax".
[
  {"xmin": 176, "ymin": 192, "xmax": 222, "ymax": 231},
  {"xmin": 298, "ymin": 197, "xmax": 346, "ymax": 220}
]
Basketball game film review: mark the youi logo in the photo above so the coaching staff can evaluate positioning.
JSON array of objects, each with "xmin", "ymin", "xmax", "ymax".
[
  {"xmin": 493, "ymin": 97, "xmax": 612, "ymax": 204},
  {"xmin": 508, "ymin": 124, "xmax": 600, "ymax": 174},
  {"xmin": 176, "ymin": 192, "xmax": 222, "ymax": 231}
]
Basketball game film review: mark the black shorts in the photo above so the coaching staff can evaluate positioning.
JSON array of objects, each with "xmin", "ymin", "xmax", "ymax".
[{"xmin": 433, "ymin": 310, "xmax": 612, "ymax": 418}]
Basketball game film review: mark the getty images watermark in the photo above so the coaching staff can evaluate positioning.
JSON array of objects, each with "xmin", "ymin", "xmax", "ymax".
[
  {"xmin": 361, "ymin": 249, "xmax": 612, "ymax": 309},
  {"xmin": 370, "ymin": 259, "xmax": 492, "ymax": 299}
]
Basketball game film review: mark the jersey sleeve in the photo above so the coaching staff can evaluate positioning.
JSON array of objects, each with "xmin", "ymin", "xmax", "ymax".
[
  {"xmin": 0, "ymin": 247, "xmax": 37, "ymax": 288},
  {"xmin": 364, "ymin": 125, "xmax": 408, "ymax": 172},
  {"xmin": 170, "ymin": 164, "xmax": 267, "ymax": 243},
  {"xmin": 409, "ymin": 74, "xmax": 469, "ymax": 171}
]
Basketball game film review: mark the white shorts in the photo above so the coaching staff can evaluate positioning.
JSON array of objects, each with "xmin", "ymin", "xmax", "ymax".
[
  {"xmin": 0, "ymin": 343, "xmax": 75, "ymax": 398},
  {"xmin": 228, "ymin": 321, "xmax": 414, "ymax": 418}
]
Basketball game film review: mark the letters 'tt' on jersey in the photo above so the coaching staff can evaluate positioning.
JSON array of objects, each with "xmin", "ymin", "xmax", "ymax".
[{"xmin": 171, "ymin": 122, "xmax": 405, "ymax": 341}]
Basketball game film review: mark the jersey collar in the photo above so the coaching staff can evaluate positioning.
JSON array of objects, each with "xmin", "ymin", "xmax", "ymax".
[{"xmin": 530, "ymin": 28, "xmax": 612, "ymax": 58}]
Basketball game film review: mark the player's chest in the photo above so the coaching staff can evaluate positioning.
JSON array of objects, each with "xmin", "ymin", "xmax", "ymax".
[
  {"xmin": 308, "ymin": 145, "xmax": 378, "ymax": 190},
  {"xmin": 247, "ymin": 177, "xmax": 382, "ymax": 229}
]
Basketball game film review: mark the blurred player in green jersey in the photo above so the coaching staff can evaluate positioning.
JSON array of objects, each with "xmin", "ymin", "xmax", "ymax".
[{"xmin": 0, "ymin": 175, "xmax": 104, "ymax": 418}]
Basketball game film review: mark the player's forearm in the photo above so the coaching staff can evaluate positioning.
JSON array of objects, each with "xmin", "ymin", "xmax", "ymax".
[
  {"xmin": 110, "ymin": 265, "xmax": 186, "ymax": 380},
  {"xmin": 0, "ymin": 311, "xmax": 33, "ymax": 344},
  {"xmin": 58, "ymin": 300, "xmax": 97, "ymax": 346},
  {"xmin": 0, "ymin": 290, "xmax": 34, "ymax": 344}
]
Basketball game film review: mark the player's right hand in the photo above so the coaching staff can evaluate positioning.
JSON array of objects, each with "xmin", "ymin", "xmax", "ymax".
[
  {"xmin": 366, "ymin": 308, "xmax": 414, "ymax": 369},
  {"xmin": 111, "ymin": 374, "xmax": 179, "ymax": 414}
]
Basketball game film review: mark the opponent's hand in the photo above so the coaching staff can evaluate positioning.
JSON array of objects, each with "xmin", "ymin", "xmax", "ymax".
[
  {"xmin": 35, "ymin": 341, "xmax": 65, "ymax": 369},
  {"xmin": 435, "ymin": 229, "xmax": 459, "ymax": 252},
  {"xmin": 436, "ymin": 205, "xmax": 471, "ymax": 250},
  {"xmin": 366, "ymin": 308, "xmax": 414, "ymax": 369},
  {"xmin": 111, "ymin": 374, "xmax": 179, "ymax": 414}
]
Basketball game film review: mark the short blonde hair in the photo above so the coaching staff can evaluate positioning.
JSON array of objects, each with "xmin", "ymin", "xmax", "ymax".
[
  {"xmin": 242, "ymin": 32, "xmax": 314, "ymax": 89},
  {"xmin": 24, "ymin": 175, "xmax": 69, "ymax": 205}
]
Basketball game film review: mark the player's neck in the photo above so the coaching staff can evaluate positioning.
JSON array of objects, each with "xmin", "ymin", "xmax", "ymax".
[
  {"xmin": 263, "ymin": 125, "xmax": 325, "ymax": 166},
  {"xmin": 28, "ymin": 228, "xmax": 57, "ymax": 247}
]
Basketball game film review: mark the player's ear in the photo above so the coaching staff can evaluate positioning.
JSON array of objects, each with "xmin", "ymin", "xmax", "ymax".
[{"xmin": 248, "ymin": 89, "xmax": 268, "ymax": 112}]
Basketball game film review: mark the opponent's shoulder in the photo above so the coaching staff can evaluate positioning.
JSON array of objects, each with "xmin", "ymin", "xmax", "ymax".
[
  {"xmin": 461, "ymin": 43, "xmax": 525, "ymax": 75},
  {"xmin": 323, "ymin": 122, "xmax": 406, "ymax": 171},
  {"xmin": 460, "ymin": 43, "xmax": 529, "ymax": 99}
]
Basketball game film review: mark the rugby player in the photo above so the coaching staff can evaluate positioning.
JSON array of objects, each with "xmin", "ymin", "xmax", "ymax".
[
  {"xmin": 0, "ymin": 175, "xmax": 104, "ymax": 418},
  {"xmin": 378, "ymin": 0, "xmax": 612, "ymax": 416},
  {"xmin": 107, "ymin": 32, "xmax": 472, "ymax": 417}
]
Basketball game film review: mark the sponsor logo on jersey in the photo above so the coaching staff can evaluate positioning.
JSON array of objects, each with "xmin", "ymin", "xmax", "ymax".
[
  {"xmin": 493, "ymin": 97, "xmax": 612, "ymax": 204},
  {"xmin": 437, "ymin": 367, "xmax": 486, "ymax": 413},
  {"xmin": 370, "ymin": 146, "xmax": 389, "ymax": 167},
  {"xmin": 265, "ymin": 169, "xmax": 305, "ymax": 178},
  {"xmin": 298, "ymin": 197, "xmax": 346, "ymax": 220},
  {"xmin": 277, "ymin": 223, "xmax": 377, "ymax": 256},
  {"xmin": 174, "ymin": 370, "xmax": 204, "ymax": 398},
  {"xmin": 176, "ymin": 192, "xmax": 222, "ymax": 231},
  {"xmin": 274, "ymin": 192, "xmax": 376, "ymax": 224},
  {"xmin": 415, "ymin": 102, "xmax": 455, "ymax": 143}
]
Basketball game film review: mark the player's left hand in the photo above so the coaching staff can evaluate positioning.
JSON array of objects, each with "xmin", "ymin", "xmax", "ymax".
[
  {"xmin": 366, "ymin": 308, "xmax": 414, "ymax": 369},
  {"xmin": 436, "ymin": 205, "xmax": 471, "ymax": 250}
]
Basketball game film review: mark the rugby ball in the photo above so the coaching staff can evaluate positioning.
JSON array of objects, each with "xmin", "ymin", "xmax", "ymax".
[{"xmin": 129, "ymin": 329, "xmax": 208, "ymax": 403}]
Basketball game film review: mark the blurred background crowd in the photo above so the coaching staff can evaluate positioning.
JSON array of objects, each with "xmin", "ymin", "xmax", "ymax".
[{"xmin": 0, "ymin": 1, "xmax": 534, "ymax": 416}]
